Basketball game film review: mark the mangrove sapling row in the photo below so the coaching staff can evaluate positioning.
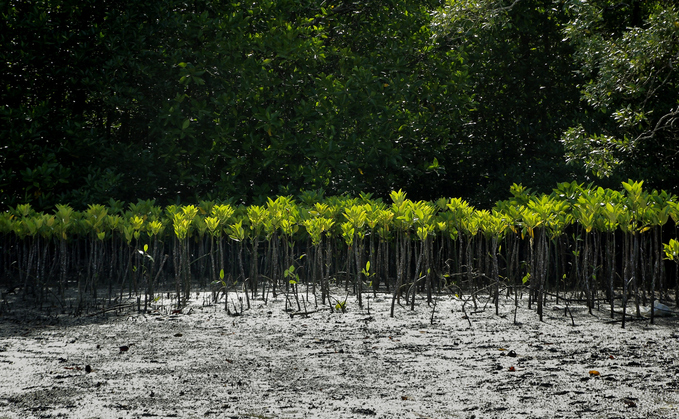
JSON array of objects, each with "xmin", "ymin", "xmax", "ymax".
[{"xmin": 1, "ymin": 181, "xmax": 678, "ymax": 327}]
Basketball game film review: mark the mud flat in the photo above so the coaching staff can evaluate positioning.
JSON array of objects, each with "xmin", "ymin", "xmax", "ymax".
[{"xmin": 1, "ymin": 290, "xmax": 678, "ymax": 418}]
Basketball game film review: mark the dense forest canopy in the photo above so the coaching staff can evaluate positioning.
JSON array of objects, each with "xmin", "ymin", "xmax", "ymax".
[{"xmin": 1, "ymin": 0, "xmax": 678, "ymax": 211}]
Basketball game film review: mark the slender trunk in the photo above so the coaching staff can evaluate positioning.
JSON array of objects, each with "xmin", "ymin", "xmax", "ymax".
[
  {"xmin": 537, "ymin": 229, "xmax": 547, "ymax": 321},
  {"xmin": 592, "ymin": 232, "xmax": 600, "ymax": 311},
  {"xmin": 238, "ymin": 243, "xmax": 249, "ymax": 309},
  {"xmin": 632, "ymin": 233, "xmax": 640, "ymax": 317},
  {"xmin": 183, "ymin": 239, "xmax": 190, "ymax": 305},
  {"xmin": 383, "ymin": 238, "xmax": 390, "ymax": 292},
  {"xmin": 410, "ymin": 239, "xmax": 424, "ymax": 311},
  {"xmin": 528, "ymin": 236, "xmax": 535, "ymax": 310},
  {"xmin": 355, "ymin": 235, "xmax": 363, "ymax": 309},
  {"xmin": 59, "ymin": 238, "xmax": 68, "ymax": 297},
  {"xmin": 492, "ymin": 236, "xmax": 499, "ymax": 315},
  {"xmin": 370, "ymin": 232, "xmax": 376, "ymax": 297},
  {"xmin": 608, "ymin": 232, "xmax": 616, "ymax": 319},
  {"xmin": 271, "ymin": 234, "xmax": 278, "ymax": 298},
  {"xmin": 582, "ymin": 232, "xmax": 592, "ymax": 314},
  {"xmin": 250, "ymin": 237, "xmax": 259, "ymax": 299},
  {"xmin": 390, "ymin": 231, "xmax": 404, "ymax": 317},
  {"xmin": 427, "ymin": 236, "xmax": 434, "ymax": 300},
  {"xmin": 650, "ymin": 227, "xmax": 660, "ymax": 323}
]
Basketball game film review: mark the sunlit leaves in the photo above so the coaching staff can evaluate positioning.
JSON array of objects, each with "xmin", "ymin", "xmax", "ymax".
[
  {"xmin": 561, "ymin": 125, "xmax": 625, "ymax": 178},
  {"xmin": 228, "ymin": 220, "xmax": 246, "ymax": 242},
  {"xmin": 3, "ymin": 181, "xmax": 679, "ymax": 321},
  {"xmin": 562, "ymin": 1, "xmax": 679, "ymax": 181},
  {"xmin": 205, "ymin": 217, "xmax": 221, "ymax": 237},
  {"xmin": 303, "ymin": 216, "xmax": 334, "ymax": 246},
  {"xmin": 664, "ymin": 239, "xmax": 679, "ymax": 261}
]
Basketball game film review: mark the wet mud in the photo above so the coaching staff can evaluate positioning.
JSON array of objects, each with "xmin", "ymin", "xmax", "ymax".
[{"xmin": 1, "ymin": 290, "xmax": 678, "ymax": 418}]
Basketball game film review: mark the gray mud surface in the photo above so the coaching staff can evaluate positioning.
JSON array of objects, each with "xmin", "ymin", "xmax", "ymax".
[{"xmin": 1, "ymin": 290, "xmax": 679, "ymax": 418}]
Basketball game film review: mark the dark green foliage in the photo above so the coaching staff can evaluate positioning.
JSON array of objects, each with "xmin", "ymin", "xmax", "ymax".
[
  {"xmin": 432, "ymin": 0, "xmax": 586, "ymax": 205},
  {"xmin": 1, "ymin": 0, "xmax": 678, "ymax": 211},
  {"xmin": 1, "ymin": 0, "xmax": 466, "ymax": 210},
  {"xmin": 561, "ymin": 1, "xmax": 679, "ymax": 190}
]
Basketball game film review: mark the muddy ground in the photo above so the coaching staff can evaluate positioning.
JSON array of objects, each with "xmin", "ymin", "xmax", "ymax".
[{"xmin": 1, "ymin": 288, "xmax": 679, "ymax": 419}]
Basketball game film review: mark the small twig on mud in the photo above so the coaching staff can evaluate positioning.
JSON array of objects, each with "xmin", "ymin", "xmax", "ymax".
[
  {"xmin": 406, "ymin": 275, "xmax": 426, "ymax": 304},
  {"xmin": 460, "ymin": 302, "xmax": 473, "ymax": 328},
  {"xmin": 289, "ymin": 310, "xmax": 318, "ymax": 318},
  {"xmin": 605, "ymin": 311, "xmax": 648, "ymax": 324},
  {"xmin": 152, "ymin": 254, "xmax": 169, "ymax": 285},
  {"xmin": 542, "ymin": 289, "xmax": 608, "ymax": 304},
  {"xmin": 228, "ymin": 298, "xmax": 242, "ymax": 316},
  {"xmin": 564, "ymin": 305, "xmax": 575, "ymax": 327},
  {"xmin": 430, "ymin": 294, "xmax": 437, "ymax": 325},
  {"xmin": 87, "ymin": 303, "xmax": 137, "ymax": 317},
  {"xmin": 283, "ymin": 292, "xmax": 294, "ymax": 312}
]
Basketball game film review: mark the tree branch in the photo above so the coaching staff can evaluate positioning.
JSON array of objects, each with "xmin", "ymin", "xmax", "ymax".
[{"xmin": 633, "ymin": 107, "xmax": 679, "ymax": 144}]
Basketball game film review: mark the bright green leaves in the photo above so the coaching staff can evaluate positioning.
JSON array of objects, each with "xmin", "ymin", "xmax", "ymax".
[
  {"xmin": 334, "ymin": 299, "xmax": 347, "ymax": 312},
  {"xmin": 412, "ymin": 202, "xmax": 436, "ymax": 242},
  {"xmin": 341, "ymin": 222, "xmax": 355, "ymax": 247},
  {"xmin": 303, "ymin": 216, "xmax": 334, "ymax": 247},
  {"xmin": 213, "ymin": 205, "xmax": 235, "ymax": 226},
  {"xmin": 84, "ymin": 204, "xmax": 109, "ymax": 234},
  {"xmin": 520, "ymin": 208, "xmax": 542, "ymax": 241},
  {"xmin": 129, "ymin": 215, "xmax": 145, "ymax": 232},
  {"xmin": 247, "ymin": 205, "xmax": 267, "ymax": 238},
  {"xmin": 54, "ymin": 204, "xmax": 75, "ymax": 240},
  {"xmin": 3, "ymin": 182, "xmax": 679, "ymax": 278},
  {"xmin": 204, "ymin": 204, "xmax": 235, "ymax": 239},
  {"xmin": 228, "ymin": 220, "xmax": 246, "ymax": 242},
  {"xmin": 479, "ymin": 210, "xmax": 509, "ymax": 240},
  {"xmin": 172, "ymin": 205, "xmax": 198, "ymax": 242},
  {"xmin": 148, "ymin": 220, "xmax": 164, "ymax": 237},
  {"xmin": 574, "ymin": 194, "xmax": 598, "ymax": 235},
  {"xmin": 265, "ymin": 196, "xmax": 299, "ymax": 238},
  {"xmin": 344, "ymin": 205, "xmax": 367, "ymax": 231},
  {"xmin": 390, "ymin": 190, "xmax": 408, "ymax": 207},
  {"xmin": 205, "ymin": 217, "xmax": 220, "ymax": 237},
  {"xmin": 172, "ymin": 213, "xmax": 191, "ymax": 242},
  {"xmin": 284, "ymin": 265, "xmax": 299, "ymax": 285},
  {"xmin": 664, "ymin": 239, "xmax": 679, "ymax": 262}
]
